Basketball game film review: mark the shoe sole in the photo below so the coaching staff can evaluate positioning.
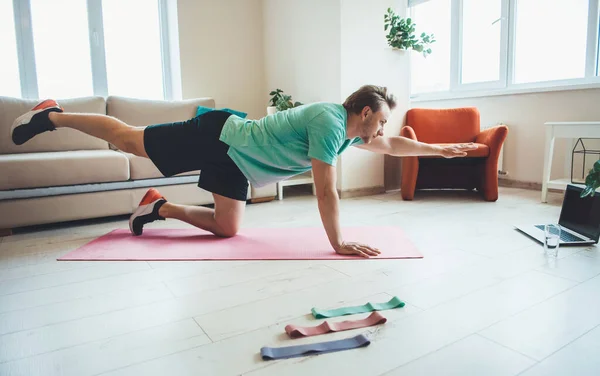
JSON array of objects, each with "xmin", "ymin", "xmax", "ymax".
[
  {"xmin": 129, "ymin": 202, "xmax": 157, "ymax": 236},
  {"xmin": 10, "ymin": 107, "xmax": 51, "ymax": 141}
]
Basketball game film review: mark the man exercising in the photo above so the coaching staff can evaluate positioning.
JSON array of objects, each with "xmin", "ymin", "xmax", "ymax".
[{"xmin": 11, "ymin": 85, "xmax": 475, "ymax": 258}]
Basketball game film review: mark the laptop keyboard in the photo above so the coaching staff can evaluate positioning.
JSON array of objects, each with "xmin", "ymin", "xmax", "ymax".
[{"xmin": 534, "ymin": 225, "xmax": 586, "ymax": 242}]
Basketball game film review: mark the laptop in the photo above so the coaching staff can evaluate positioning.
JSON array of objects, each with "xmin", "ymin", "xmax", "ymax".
[{"xmin": 515, "ymin": 184, "xmax": 600, "ymax": 245}]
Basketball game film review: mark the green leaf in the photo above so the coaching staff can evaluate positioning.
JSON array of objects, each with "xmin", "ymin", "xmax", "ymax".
[
  {"xmin": 585, "ymin": 172, "xmax": 596, "ymax": 185},
  {"xmin": 581, "ymin": 186, "xmax": 595, "ymax": 198},
  {"xmin": 594, "ymin": 159, "xmax": 600, "ymax": 172}
]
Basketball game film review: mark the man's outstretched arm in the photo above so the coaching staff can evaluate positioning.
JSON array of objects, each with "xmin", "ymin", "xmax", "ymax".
[
  {"xmin": 311, "ymin": 158, "xmax": 380, "ymax": 258},
  {"xmin": 356, "ymin": 136, "xmax": 476, "ymax": 158}
]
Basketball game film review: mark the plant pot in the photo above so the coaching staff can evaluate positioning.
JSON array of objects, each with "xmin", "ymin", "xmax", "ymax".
[
  {"xmin": 267, "ymin": 106, "xmax": 277, "ymax": 115},
  {"xmin": 385, "ymin": 46, "xmax": 408, "ymax": 53}
]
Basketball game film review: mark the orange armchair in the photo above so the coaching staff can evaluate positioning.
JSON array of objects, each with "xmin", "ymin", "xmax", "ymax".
[{"xmin": 400, "ymin": 107, "xmax": 508, "ymax": 202}]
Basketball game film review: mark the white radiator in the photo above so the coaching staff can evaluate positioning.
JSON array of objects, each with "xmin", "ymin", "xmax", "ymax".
[{"xmin": 481, "ymin": 123, "xmax": 507, "ymax": 176}]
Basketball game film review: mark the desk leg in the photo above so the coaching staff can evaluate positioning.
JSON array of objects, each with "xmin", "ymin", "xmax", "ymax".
[
  {"xmin": 541, "ymin": 131, "xmax": 555, "ymax": 203},
  {"xmin": 277, "ymin": 182, "xmax": 283, "ymax": 201}
]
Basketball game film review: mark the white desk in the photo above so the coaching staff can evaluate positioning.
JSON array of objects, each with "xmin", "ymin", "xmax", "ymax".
[{"xmin": 542, "ymin": 121, "xmax": 600, "ymax": 202}]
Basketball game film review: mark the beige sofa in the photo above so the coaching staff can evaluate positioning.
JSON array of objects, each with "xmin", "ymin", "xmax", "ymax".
[{"xmin": 0, "ymin": 95, "xmax": 276, "ymax": 232}]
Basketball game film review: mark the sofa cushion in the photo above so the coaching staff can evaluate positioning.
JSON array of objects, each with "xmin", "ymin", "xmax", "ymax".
[
  {"xmin": 0, "ymin": 150, "xmax": 129, "ymax": 190},
  {"xmin": 106, "ymin": 96, "xmax": 216, "ymax": 126},
  {"xmin": 0, "ymin": 96, "xmax": 108, "ymax": 154},
  {"xmin": 119, "ymin": 151, "xmax": 199, "ymax": 180}
]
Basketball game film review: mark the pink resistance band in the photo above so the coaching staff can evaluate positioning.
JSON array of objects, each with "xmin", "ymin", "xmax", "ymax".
[{"xmin": 285, "ymin": 312, "xmax": 387, "ymax": 338}]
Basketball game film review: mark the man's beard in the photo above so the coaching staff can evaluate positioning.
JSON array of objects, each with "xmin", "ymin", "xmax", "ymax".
[{"xmin": 360, "ymin": 120, "xmax": 374, "ymax": 143}]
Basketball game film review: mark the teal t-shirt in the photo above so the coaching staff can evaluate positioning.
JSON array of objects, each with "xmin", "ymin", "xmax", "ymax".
[{"xmin": 219, "ymin": 102, "xmax": 363, "ymax": 187}]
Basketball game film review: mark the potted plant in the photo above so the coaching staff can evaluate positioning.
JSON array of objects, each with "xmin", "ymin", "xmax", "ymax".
[
  {"xmin": 268, "ymin": 89, "xmax": 303, "ymax": 115},
  {"xmin": 581, "ymin": 160, "xmax": 600, "ymax": 197},
  {"xmin": 384, "ymin": 8, "xmax": 435, "ymax": 57}
]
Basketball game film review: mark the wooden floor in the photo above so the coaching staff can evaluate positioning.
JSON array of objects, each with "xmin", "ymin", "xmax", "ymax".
[{"xmin": 1, "ymin": 187, "xmax": 599, "ymax": 376}]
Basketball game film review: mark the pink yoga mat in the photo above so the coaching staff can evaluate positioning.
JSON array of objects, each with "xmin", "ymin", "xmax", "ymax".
[{"xmin": 58, "ymin": 227, "xmax": 422, "ymax": 261}]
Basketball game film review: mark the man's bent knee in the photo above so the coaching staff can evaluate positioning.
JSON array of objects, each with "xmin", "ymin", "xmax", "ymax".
[
  {"xmin": 214, "ymin": 226, "xmax": 239, "ymax": 238},
  {"xmin": 214, "ymin": 218, "xmax": 240, "ymax": 238}
]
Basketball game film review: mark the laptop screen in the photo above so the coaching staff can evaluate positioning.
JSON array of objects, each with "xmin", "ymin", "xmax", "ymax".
[{"xmin": 559, "ymin": 185, "xmax": 600, "ymax": 241}]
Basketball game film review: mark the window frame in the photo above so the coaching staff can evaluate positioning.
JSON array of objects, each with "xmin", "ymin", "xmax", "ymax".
[
  {"xmin": 8, "ymin": 0, "xmax": 181, "ymax": 100},
  {"xmin": 410, "ymin": 0, "xmax": 600, "ymax": 102}
]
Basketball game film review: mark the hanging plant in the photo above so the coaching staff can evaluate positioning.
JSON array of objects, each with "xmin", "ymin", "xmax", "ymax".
[{"xmin": 384, "ymin": 8, "xmax": 435, "ymax": 57}]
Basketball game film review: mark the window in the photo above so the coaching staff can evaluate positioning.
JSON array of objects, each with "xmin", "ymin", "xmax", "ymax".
[
  {"xmin": 461, "ymin": 0, "xmax": 502, "ymax": 84},
  {"xmin": 30, "ymin": 0, "xmax": 94, "ymax": 98},
  {"xmin": 410, "ymin": 0, "xmax": 452, "ymax": 94},
  {"xmin": 409, "ymin": 0, "xmax": 600, "ymax": 99},
  {"xmin": 0, "ymin": 0, "xmax": 22, "ymax": 97},
  {"xmin": 514, "ymin": 0, "xmax": 588, "ymax": 83},
  {"xmin": 5, "ymin": 0, "xmax": 180, "ymax": 100},
  {"xmin": 102, "ymin": 0, "xmax": 164, "ymax": 99}
]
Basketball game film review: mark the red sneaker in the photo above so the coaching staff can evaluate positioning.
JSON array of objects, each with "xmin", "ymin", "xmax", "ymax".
[
  {"xmin": 11, "ymin": 99, "xmax": 63, "ymax": 145},
  {"xmin": 129, "ymin": 188, "xmax": 167, "ymax": 236}
]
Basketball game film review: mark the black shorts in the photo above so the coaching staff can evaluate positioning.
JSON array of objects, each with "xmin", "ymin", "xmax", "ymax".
[{"xmin": 143, "ymin": 111, "xmax": 249, "ymax": 201}]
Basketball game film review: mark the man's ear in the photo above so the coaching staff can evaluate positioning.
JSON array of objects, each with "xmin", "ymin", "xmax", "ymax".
[{"xmin": 361, "ymin": 106, "xmax": 371, "ymax": 119}]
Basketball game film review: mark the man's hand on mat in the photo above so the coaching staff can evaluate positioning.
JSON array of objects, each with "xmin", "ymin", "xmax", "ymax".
[
  {"xmin": 438, "ymin": 143, "xmax": 478, "ymax": 158},
  {"xmin": 335, "ymin": 241, "xmax": 381, "ymax": 258}
]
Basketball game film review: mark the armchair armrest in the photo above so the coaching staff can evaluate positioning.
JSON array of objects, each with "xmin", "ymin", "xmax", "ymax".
[
  {"xmin": 401, "ymin": 125, "xmax": 418, "ymax": 141},
  {"xmin": 475, "ymin": 125, "xmax": 508, "ymax": 202},
  {"xmin": 475, "ymin": 125, "xmax": 508, "ymax": 155},
  {"xmin": 400, "ymin": 125, "xmax": 419, "ymax": 200}
]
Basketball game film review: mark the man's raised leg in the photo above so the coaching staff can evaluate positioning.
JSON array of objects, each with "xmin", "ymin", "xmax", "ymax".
[
  {"xmin": 11, "ymin": 99, "xmax": 147, "ymax": 157},
  {"xmin": 49, "ymin": 112, "xmax": 148, "ymax": 157}
]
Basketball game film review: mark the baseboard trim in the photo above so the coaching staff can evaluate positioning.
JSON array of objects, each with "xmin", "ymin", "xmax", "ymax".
[
  {"xmin": 339, "ymin": 186, "xmax": 386, "ymax": 199},
  {"xmin": 249, "ymin": 196, "xmax": 276, "ymax": 204},
  {"xmin": 498, "ymin": 178, "xmax": 565, "ymax": 193},
  {"xmin": 498, "ymin": 178, "xmax": 541, "ymax": 191},
  {"xmin": 336, "ymin": 180, "xmax": 558, "ymax": 197},
  {"xmin": 0, "ymin": 228, "xmax": 13, "ymax": 237}
]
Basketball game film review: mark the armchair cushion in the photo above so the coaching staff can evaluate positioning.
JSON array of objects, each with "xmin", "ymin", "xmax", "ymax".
[
  {"xmin": 406, "ymin": 107, "xmax": 480, "ymax": 144},
  {"xmin": 424, "ymin": 143, "xmax": 489, "ymax": 158}
]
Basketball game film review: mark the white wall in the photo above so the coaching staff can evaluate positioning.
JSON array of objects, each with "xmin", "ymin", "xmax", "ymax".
[
  {"xmin": 262, "ymin": 0, "xmax": 341, "ymax": 106},
  {"xmin": 340, "ymin": 0, "xmax": 410, "ymax": 192},
  {"xmin": 262, "ymin": 0, "xmax": 410, "ymax": 193},
  {"xmin": 177, "ymin": 0, "xmax": 265, "ymax": 119},
  {"xmin": 411, "ymin": 88, "xmax": 600, "ymax": 184},
  {"xmin": 262, "ymin": 0, "xmax": 344, "ymax": 188}
]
